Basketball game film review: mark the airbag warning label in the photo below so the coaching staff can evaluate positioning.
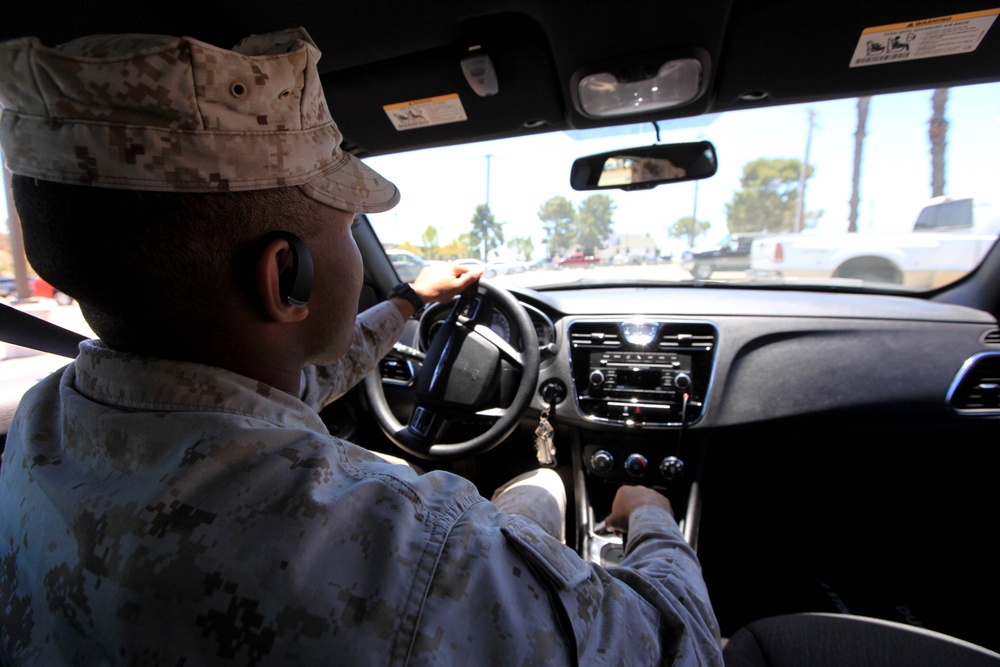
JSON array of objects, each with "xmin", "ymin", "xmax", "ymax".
[
  {"xmin": 384, "ymin": 94, "xmax": 468, "ymax": 131},
  {"xmin": 850, "ymin": 8, "xmax": 999, "ymax": 67}
]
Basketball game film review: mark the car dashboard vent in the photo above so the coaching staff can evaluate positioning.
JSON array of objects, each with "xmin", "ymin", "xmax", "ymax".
[
  {"xmin": 569, "ymin": 323, "xmax": 623, "ymax": 348},
  {"xmin": 658, "ymin": 330, "xmax": 716, "ymax": 352},
  {"xmin": 948, "ymin": 353, "xmax": 1000, "ymax": 414},
  {"xmin": 379, "ymin": 357, "xmax": 414, "ymax": 385},
  {"xmin": 981, "ymin": 328, "xmax": 1000, "ymax": 347}
]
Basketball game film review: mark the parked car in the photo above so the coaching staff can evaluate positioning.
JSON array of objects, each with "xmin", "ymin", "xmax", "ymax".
[
  {"xmin": 750, "ymin": 197, "xmax": 1000, "ymax": 287},
  {"xmin": 0, "ymin": 277, "xmax": 18, "ymax": 299},
  {"xmin": 384, "ymin": 248, "xmax": 426, "ymax": 282},
  {"xmin": 555, "ymin": 252, "xmax": 600, "ymax": 268},
  {"xmin": 485, "ymin": 259, "xmax": 523, "ymax": 275},
  {"xmin": 3, "ymin": 1, "xmax": 1000, "ymax": 661},
  {"xmin": 681, "ymin": 232, "xmax": 761, "ymax": 279}
]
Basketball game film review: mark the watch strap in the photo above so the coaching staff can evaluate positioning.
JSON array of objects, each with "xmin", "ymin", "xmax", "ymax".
[{"xmin": 387, "ymin": 281, "xmax": 425, "ymax": 313}]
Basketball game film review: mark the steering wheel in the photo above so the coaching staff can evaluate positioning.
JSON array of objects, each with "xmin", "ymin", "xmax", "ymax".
[{"xmin": 364, "ymin": 280, "xmax": 539, "ymax": 460}]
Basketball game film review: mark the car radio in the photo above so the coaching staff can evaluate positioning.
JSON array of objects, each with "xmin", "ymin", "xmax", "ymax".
[{"xmin": 568, "ymin": 320, "xmax": 717, "ymax": 426}]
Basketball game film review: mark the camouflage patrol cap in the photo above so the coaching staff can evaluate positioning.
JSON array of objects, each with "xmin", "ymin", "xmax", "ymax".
[{"xmin": 0, "ymin": 27, "xmax": 399, "ymax": 213}]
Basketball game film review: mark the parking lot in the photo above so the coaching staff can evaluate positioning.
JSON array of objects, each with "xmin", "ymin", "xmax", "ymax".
[{"xmin": 491, "ymin": 261, "xmax": 749, "ymax": 288}]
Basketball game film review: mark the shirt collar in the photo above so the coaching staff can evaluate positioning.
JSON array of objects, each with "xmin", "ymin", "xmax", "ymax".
[{"xmin": 71, "ymin": 339, "xmax": 328, "ymax": 432}]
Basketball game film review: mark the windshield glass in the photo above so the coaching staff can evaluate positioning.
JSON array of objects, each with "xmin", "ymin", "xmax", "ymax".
[{"xmin": 366, "ymin": 82, "xmax": 1000, "ymax": 292}]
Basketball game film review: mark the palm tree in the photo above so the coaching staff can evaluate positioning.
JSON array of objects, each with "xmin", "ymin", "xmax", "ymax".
[
  {"xmin": 929, "ymin": 89, "xmax": 949, "ymax": 197},
  {"xmin": 848, "ymin": 96, "xmax": 870, "ymax": 233}
]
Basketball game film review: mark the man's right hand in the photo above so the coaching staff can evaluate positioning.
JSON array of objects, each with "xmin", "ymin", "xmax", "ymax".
[
  {"xmin": 605, "ymin": 485, "xmax": 674, "ymax": 534},
  {"xmin": 411, "ymin": 263, "xmax": 482, "ymax": 304}
]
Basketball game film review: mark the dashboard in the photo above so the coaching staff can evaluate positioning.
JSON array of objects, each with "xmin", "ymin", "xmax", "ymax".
[
  {"xmin": 385, "ymin": 283, "xmax": 1000, "ymax": 484},
  {"xmin": 399, "ymin": 283, "xmax": 1000, "ymax": 429},
  {"xmin": 507, "ymin": 285, "xmax": 999, "ymax": 424}
]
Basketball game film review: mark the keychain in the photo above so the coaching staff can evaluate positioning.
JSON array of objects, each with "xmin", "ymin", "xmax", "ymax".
[{"xmin": 533, "ymin": 403, "xmax": 556, "ymax": 466}]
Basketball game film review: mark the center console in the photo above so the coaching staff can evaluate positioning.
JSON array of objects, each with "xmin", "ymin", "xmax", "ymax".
[{"xmin": 566, "ymin": 319, "xmax": 718, "ymax": 565}]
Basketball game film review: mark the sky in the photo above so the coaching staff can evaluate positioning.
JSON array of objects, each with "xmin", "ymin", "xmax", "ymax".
[
  {"xmin": 363, "ymin": 81, "xmax": 1000, "ymax": 259},
  {"xmin": 3, "ymin": 82, "xmax": 999, "ymax": 259}
]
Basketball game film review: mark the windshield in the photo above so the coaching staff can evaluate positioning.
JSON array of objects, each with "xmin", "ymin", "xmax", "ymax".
[{"xmin": 366, "ymin": 82, "xmax": 1000, "ymax": 292}]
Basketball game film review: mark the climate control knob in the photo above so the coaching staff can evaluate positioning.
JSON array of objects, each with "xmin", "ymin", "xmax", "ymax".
[
  {"xmin": 660, "ymin": 455, "xmax": 685, "ymax": 480},
  {"xmin": 589, "ymin": 370, "xmax": 606, "ymax": 386},
  {"xmin": 590, "ymin": 450, "xmax": 614, "ymax": 473},
  {"xmin": 674, "ymin": 372, "xmax": 692, "ymax": 390},
  {"xmin": 624, "ymin": 453, "xmax": 648, "ymax": 477}
]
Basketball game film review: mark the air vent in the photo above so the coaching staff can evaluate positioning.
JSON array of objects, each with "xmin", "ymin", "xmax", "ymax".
[
  {"xmin": 379, "ymin": 357, "xmax": 414, "ymax": 385},
  {"xmin": 658, "ymin": 325, "xmax": 717, "ymax": 352},
  {"xmin": 948, "ymin": 353, "xmax": 1000, "ymax": 414},
  {"xmin": 569, "ymin": 323, "xmax": 622, "ymax": 348},
  {"xmin": 981, "ymin": 329, "xmax": 1000, "ymax": 347}
]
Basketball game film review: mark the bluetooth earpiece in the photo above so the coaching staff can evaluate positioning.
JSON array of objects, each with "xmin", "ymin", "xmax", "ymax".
[{"xmin": 275, "ymin": 232, "xmax": 313, "ymax": 307}]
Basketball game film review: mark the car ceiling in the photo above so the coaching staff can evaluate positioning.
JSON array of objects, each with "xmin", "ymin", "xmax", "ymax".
[{"xmin": 3, "ymin": 0, "xmax": 999, "ymax": 158}]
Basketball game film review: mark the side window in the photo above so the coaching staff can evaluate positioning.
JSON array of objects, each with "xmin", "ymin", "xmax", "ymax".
[{"xmin": 914, "ymin": 199, "xmax": 973, "ymax": 231}]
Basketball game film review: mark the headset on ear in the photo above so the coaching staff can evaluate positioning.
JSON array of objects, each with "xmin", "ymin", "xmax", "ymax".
[{"xmin": 274, "ymin": 232, "xmax": 313, "ymax": 307}]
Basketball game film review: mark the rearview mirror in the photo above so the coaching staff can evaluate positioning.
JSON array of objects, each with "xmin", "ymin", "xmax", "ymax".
[{"xmin": 570, "ymin": 140, "xmax": 717, "ymax": 191}]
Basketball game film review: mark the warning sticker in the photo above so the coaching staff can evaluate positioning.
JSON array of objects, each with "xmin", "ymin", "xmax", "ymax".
[
  {"xmin": 849, "ymin": 8, "xmax": 999, "ymax": 68},
  {"xmin": 383, "ymin": 94, "xmax": 468, "ymax": 131}
]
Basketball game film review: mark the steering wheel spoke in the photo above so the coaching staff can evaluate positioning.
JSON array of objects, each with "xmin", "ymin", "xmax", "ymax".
[
  {"xmin": 364, "ymin": 280, "xmax": 539, "ymax": 460},
  {"xmin": 469, "ymin": 323, "xmax": 526, "ymax": 367}
]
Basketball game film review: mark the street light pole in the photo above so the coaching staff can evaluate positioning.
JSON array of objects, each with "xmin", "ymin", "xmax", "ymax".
[
  {"xmin": 794, "ymin": 109, "xmax": 816, "ymax": 233},
  {"xmin": 484, "ymin": 153, "xmax": 492, "ymax": 208}
]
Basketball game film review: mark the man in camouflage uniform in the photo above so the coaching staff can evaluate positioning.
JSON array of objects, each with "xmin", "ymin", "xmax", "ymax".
[{"xmin": 0, "ymin": 29, "xmax": 722, "ymax": 665}]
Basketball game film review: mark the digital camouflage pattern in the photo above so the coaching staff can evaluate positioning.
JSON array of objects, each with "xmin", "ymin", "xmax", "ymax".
[
  {"xmin": 0, "ymin": 301, "xmax": 721, "ymax": 665},
  {"xmin": 0, "ymin": 28, "xmax": 399, "ymax": 213}
]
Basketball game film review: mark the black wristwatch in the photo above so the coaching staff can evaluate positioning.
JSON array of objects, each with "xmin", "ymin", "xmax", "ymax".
[{"xmin": 387, "ymin": 281, "xmax": 426, "ymax": 314}]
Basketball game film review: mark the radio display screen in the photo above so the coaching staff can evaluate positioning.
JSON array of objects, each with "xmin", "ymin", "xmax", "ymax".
[{"xmin": 616, "ymin": 369, "xmax": 661, "ymax": 389}]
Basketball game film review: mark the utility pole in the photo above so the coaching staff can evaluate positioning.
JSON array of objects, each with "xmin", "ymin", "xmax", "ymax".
[
  {"xmin": 793, "ymin": 109, "xmax": 816, "ymax": 233},
  {"xmin": 690, "ymin": 180, "xmax": 700, "ymax": 248},
  {"xmin": 4, "ymin": 163, "xmax": 31, "ymax": 301},
  {"xmin": 484, "ymin": 153, "xmax": 492, "ymax": 209}
]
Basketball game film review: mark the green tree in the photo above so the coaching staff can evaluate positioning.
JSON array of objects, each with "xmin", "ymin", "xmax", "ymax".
[
  {"xmin": 725, "ymin": 158, "xmax": 814, "ymax": 233},
  {"xmin": 469, "ymin": 204, "xmax": 505, "ymax": 261},
  {"xmin": 508, "ymin": 236, "xmax": 535, "ymax": 262},
  {"xmin": 537, "ymin": 196, "xmax": 576, "ymax": 258},
  {"xmin": 420, "ymin": 225, "xmax": 440, "ymax": 260},
  {"xmin": 438, "ymin": 236, "xmax": 470, "ymax": 260},
  {"xmin": 395, "ymin": 241, "xmax": 423, "ymax": 256},
  {"xmin": 458, "ymin": 232, "xmax": 481, "ymax": 260},
  {"xmin": 575, "ymin": 194, "xmax": 615, "ymax": 253},
  {"xmin": 668, "ymin": 216, "xmax": 710, "ymax": 247}
]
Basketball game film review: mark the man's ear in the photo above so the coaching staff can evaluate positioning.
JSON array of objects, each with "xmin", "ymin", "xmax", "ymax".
[{"xmin": 256, "ymin": 233, "xmax": 312, "ymax": 323}]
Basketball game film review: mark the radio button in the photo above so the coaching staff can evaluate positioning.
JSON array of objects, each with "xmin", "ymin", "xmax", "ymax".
[{"xmin": 674, "ymin": 372, "xmax": 692, "ymax": 390}]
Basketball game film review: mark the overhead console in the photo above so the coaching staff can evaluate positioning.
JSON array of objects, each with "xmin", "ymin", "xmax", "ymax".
[{"xmin": 568, "ymin": 319, "xmax": 717, "ymax": 427}]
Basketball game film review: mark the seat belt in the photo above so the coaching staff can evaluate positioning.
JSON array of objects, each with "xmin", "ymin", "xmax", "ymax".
[{"xmin": 0, "ymin": 302, "xmax": 85, "ymax": 359}]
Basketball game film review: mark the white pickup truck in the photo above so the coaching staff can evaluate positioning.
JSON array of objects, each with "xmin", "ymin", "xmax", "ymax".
[{"xmin": 750, "ymin": 197, "xmax": 1000, "ymax": 288}]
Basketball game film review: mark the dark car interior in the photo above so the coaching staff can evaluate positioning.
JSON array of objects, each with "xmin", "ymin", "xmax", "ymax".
[{"xmin": 3, "ymin": 0, "xmax": 1000, "ymax": 663}]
